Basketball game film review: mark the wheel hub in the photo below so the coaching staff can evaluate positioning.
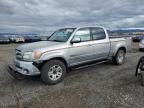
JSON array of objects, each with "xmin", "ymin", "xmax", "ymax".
[
  {"xmin": 48, "ymin": 65, "xmax": 63, "ymax": 81},
  {"xmin": 118, "ymin": 52, "xmax": 124, "ymax": 63}
]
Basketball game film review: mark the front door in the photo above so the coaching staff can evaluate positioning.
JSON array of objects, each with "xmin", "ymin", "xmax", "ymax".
[{"xmin": 69, "ymin": 28, "xmax": 93, "ymax": 66}]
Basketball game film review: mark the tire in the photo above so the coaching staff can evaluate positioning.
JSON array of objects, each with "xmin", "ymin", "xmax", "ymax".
[
  {"xmin": 41, "ymin": 59, "xmax": 66, "ymax": 85},
  {"xmin": 113, "ymin": 49, "xmax": 125, "ymax": 65},
  {"xmin": 135, "ymin": 56, "xmax": 144, "ymax": 86},
  {"xmin": 135, "ymin": 56, "xmax": 144, "ymax": 76},
  {"xmin": 140, "ymin": 73, "xmax": 144, "ymax": 86},
  {"xmin": 139, "ymin": 48, "xmax": 144, "ymax": 51}
]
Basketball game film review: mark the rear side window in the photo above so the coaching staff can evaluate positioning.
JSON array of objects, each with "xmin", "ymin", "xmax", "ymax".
[
  {"xmin": 91, "ymin": 27, "xmax": 106, "ymax": 40},
  {"xmin": 74, "ymin": 28, "xmax": 90, "ymax": 42}
]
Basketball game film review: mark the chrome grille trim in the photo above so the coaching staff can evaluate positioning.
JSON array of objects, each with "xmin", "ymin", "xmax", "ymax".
[{"xmin": 15, "ymin": 49, "xmax": 23, "ymax": 60}]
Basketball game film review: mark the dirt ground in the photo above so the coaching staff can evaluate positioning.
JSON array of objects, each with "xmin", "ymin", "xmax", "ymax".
[{"xmin": 0, "ymin": 42, "xmax": 144, "ymax": 108}]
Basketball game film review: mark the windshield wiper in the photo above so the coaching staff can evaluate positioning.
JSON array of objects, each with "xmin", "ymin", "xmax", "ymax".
[{"xmin": 48, "ymin": 40, "xmax": 64, "ymax": 42}]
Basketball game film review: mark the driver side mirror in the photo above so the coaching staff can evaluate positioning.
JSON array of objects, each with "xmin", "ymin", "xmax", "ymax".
[{"xmin": 71, "ymin": 37, "xmax": 81, "ymax": 44}]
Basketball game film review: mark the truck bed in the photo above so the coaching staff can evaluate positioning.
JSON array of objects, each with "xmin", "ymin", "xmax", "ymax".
[{"xmin": 110, "ymin": 35, "xmax": 132, "ymax": 52}]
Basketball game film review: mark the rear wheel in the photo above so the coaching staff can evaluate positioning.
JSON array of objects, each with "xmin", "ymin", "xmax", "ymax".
[
  {"xmin": 41, "ymin": 60, "xmax": 66, "ymax": 85},
  {"xmin": 113, "ymin": 49, "xmax": 125, "ymax": 65}
]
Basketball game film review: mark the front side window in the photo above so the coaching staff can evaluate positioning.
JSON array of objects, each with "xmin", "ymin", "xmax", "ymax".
[
  {"xmin": 48, "ymin": 28, "xmax": 75, "ymax": 42},
  {"xmin": 74, "ymin": 28, "xmax": 90, "ymax": 42},
  {"xmin": 91, "ymin": 27, "xmax": 106, "ymax": 40}
]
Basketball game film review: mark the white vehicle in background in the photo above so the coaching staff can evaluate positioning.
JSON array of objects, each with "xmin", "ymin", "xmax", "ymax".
[
  {"xmin": 15, "ymin": 36, "xmax": 25, "ymax": 43},
  {"xmin": 10, "ymin": 36, "xmax": 25, "ymax": 43},
  {"xmin": 139, "ymin": 39, "xmax": 144, "ymax": 51}
]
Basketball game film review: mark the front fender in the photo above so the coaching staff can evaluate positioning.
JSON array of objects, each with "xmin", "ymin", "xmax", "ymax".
[{"xmin": 39, "ymin": 50, "xmax": 69, "ymax": 66}]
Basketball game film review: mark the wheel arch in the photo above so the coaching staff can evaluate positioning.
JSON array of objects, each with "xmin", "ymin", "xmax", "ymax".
[
  {"xmin": 36, "ymin": 57, "xmax": 69, "ymax": 72},
  {"xmin": 118, "ymin": 47, "xmax": 126, "ymax": 53}
]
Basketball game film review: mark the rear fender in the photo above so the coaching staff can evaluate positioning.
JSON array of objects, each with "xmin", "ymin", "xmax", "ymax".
[{"xmin": 113, "ymin": 42, "xmax": 127, "ymax": 56}]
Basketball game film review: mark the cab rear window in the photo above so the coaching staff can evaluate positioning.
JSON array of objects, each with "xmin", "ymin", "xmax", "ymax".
[{"xmin": 91, "ymin": 27, "xmax": 106, "ymax": 40}]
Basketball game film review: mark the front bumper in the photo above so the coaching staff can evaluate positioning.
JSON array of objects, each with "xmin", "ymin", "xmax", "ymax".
[{"xmin": 8, "ymin": 59, "xmax": 41, "ymax": 76}]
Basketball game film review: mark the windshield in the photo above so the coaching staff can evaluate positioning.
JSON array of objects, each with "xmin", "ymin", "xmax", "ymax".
[{"xmin": 48, "ymin": 28, "xmax": 75, "ymax": 42}]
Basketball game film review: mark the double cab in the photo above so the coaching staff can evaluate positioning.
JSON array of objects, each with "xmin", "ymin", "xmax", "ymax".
[{"xmin": 8, "ymin": 26, "xmax": 131, "ymax": 85}]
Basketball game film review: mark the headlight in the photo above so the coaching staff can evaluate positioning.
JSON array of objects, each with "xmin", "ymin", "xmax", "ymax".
[
  {"xmin": 23, "ymin": 52, "xmax": 34, "ymax": 60},
  {"xmin": 23, "ymin": 51, "xmax": 42, "ymax": 60},
  {"xmin": 34, "ymin": 51, "xmax": 42, "ymax": 60}
]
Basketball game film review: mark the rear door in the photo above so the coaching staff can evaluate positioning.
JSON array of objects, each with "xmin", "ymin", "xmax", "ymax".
[{"xmin": 91, "ymin": 27, "xmax": 110, "ymax": 60}]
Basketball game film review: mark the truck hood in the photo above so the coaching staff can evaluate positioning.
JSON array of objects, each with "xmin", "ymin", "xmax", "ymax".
[{"xmin": 16, "ymin": 41, "xmax": 65, "ymax": 52}]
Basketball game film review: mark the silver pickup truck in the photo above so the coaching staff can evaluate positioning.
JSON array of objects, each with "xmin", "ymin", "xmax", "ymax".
[{"xmin": 8, "ymin": 26, "xmax": 131, "ymax": 85}]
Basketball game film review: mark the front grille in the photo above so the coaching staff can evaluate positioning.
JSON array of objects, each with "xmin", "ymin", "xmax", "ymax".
[{"xmin": 15, "ymin": 49, "xmax": 23, "ymax": 60}]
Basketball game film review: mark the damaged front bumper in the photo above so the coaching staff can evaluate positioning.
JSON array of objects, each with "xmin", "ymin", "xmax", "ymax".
[{"xmin": 7, "ymin": 59, "xmax": 41, "ymax": 76}]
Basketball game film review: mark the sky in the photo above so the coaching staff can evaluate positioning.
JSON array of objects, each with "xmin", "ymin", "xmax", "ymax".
[{"xmin": 0, "ymin": 0, "xmax": 144, "ymax": 33}]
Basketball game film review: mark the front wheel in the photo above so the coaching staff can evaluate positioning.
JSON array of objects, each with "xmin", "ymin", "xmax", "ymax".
[
  {"xmin": 113, "ymin": 49, "xmax": 125, "ymax": 65},
  {"xmin": 41, "ymin": 60, "xmax": 66, "ymax": 85}
]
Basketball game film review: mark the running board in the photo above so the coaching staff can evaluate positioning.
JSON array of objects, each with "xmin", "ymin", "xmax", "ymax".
[{"xmin": 70, "ymin": 59, "xmax": 109, "ymax": 70}]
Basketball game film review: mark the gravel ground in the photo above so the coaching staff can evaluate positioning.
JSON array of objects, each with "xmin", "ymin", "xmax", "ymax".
[{"xmin": 0, "ymin": 43, "xmax": 144, "ymax": 108}]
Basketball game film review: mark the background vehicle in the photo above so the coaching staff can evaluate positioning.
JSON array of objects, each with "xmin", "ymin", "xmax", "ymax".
[
  {"xmin": 10, "ymin": 36, "xmax": 25, "ymax": 43},
  {"xmin": 9, "ymin": 36, "xmax": 15, "ymax": 42},
  {"xmin": 139, "ymin": 38, "xmax": 144, "ymax": 51},
  {"xmin": 40, "ymin": 36, "xmax": 50, "ymax": 41},
  {"xmin": 14, "ymin": 36, "xmax": 25, "ymax": 43},
  {"xmin": 24, "ymin": 36, "xmax": 41, "ymax": 43},
  {"xmin": 135, "ymin": 56, "xmax": 144, "ymax": 86},
  {"xmin": 8, "ymin": 26, "xmax": 131, "ymax": 85},
  {"xmin": 132, "ymin": 35, "xmax": 144, "ymax": 42},
  {"xmin": 0, "ymin": 36, "xmax": 10, "ymax": 44}
]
